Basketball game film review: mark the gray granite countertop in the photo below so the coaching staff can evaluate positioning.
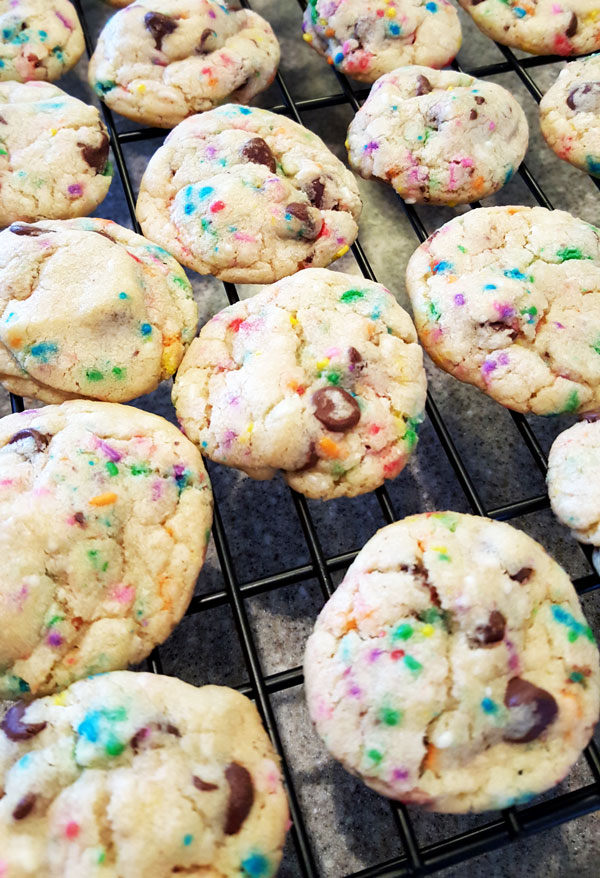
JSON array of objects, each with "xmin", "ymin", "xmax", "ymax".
[{"xmin": 4, "ymin": 0, "xmax": 599, "ymax": 874}]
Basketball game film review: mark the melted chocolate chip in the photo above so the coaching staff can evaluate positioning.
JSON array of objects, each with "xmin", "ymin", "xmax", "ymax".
[
  {"xmin": 73, "ymin": 511, "xmax": 87, "ymax": 527},
  {"xmin": 503, "ymin": 677, "xmax": 558, "ymax": 743},
  {"xmin": 566, "ymin": 81, "xmax": 600, "ymax": 112},
  {"xmin": 415, "ymin": 74, "xmax": 432, "ymax": 96},
  {"xmin": 510, "ymin": 566, "xmax": 533, "ymax": 584},
  {"xmin": 305, "ymin": 177, "xmax": 325, "ymax": 208},
  {"xmin": 144, "ymin": 11, "xmax": 177, "ymax": 51},
  {"xmin": 566, "ymin": 12, "xmax": 578, "ymax": 37},
  {"xmin": 78, "ymin": 133, "xmax": 109, "ymax": 173},
  {"xmin": 469, "ymin": 109, "xmax": 478, "ymax": 120},
  {"xmin": 348, "ymin": 347, "xmax": 363, "ymax": 369},
  {"xmin": 471, "ymin": 0, "xmax": 486, "ymax": 4},
  {"xmin": 240, "ymin": 137, "xmax": 276, "ymax": 173},
  {"xmin": 224, "ymin": 762, "xmax": 254, "ymax": 835},
  {"xmin": 487, "ymin": 322, "xmax": 518, "ymax": 339},
  {"xmin": 424, "ymin": 104, "xmax": 444, "ymax": 130},
  {"xmin": 474, "ymin": 95, "xmax": 485, "ymax": 105},
  {"xmin": 1, "ymin": 703, "xmax": 47, "ymax": 742},
  {"xmin": 7, "ymin": 429, "xmax": 50, "ymax": 452},
  {"xmin": 9, "ymin": 223, "xmax": 51, "ymax": 237},
  {"xmin": 193, "ymin": 775, "xmax": 219, "ymax": 792},
  {"xmin": 285, "ymin": 203, "xmax": 321, "ymax": 240},
  {"xmin": 285, "ymin": 202, "xmax": 309, "ymax": 223},
  {"xmin": 12, "ymin": 793, "xmax": 36, "ymax": 820},
  {"xmin": 26, "ymin": 53, "xmax": 43, "ymax": 68},
  {"xmin": 196, "ymin": 27, "xmax": 214, "ymax": 53},
  {"xmin": 312, "ymin": 387, "xmax": 361, "ymax": 432},
  {"xmin": 470, "ymin": 610, "xmax": 506, "ymax": 647},
  {"xmin": 164, "ymin": 723, "xmax": 181, "ymax": 737},
  {"xmin": 292, "ymin": 442, "xmax": 319, "ymax": 473}
]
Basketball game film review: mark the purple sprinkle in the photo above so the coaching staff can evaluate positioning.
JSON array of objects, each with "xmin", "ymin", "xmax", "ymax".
[
  {"xmin": 47, "ymin": 631, "xmax": 62, "ymax": 647},
  {"xmin": 209, "ymin": 9, "xmax": 216, "ymax": 18},
  {"xmin": 205, "ymin": 145, "xmax": 217, "ymax": 158},
  {"xmin": 68, "ymin": 183, "xmax": 83, "ymax": 197},
  {"xmin": 482, "ymin": 360, "xmax": 497, "ymax": 375},
  {"xmin": 454, "ymin": 293, "xmax": 465, "ymax": 306},
  {"xmin": 364, "ymin": 141, "xmax": 379, "ymax": 155},
  {"xmin": 498, "ymin": 352, "xmax": 509, "ymax": 366},
  {"xmin": 349, "ymin": 685, "xmax": 362, "ymax": 698},
  {"xmin": 97, "ymin": 439, "xmax": 121, "ymax": 462},
  {"xmin": 368, "ymin": 648, "xmax": 384, "ymax": 663},
  {"xmin": 494, "ymin": 302, "xmax": 515, "ymax": 319},
  {"xmin": 554, "ymin": 321, "xmax": 565, "ymax": 329},
  {"xmin": 173, "ymin": 463, "xmax": 185, "ymax": 478},
  {"xmin": 392, "ymin": 768, "xmax": 409, "ymax": 781},
  {"xmin": 55, "ymin": 10, "xmax": 73, "ymax": 30},
  {"xmin": 223, "ymin": 430, "xmax": 237, "ymax": 449}
]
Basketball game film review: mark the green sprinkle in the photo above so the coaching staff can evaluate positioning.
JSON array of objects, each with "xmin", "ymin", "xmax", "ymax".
[
  {"xmin": 326, "ymin": 371, "xmax": 341, "ymax": 385},
  {"xmin": 404, "ymin": 655, "xmax": 422, "ymax": 673},
  {"xmin": 380, "ymin": 706, "xmax": 402, "ymax": 726},
  {"xmin": 556, "ymin": 247, "xmax": 588, "ymax": 262},
  {"xmin": 105, "ymin": 737, "xmax": 124, "ymax": 757},
  {"xmin": 367, "ymin": 748, "xmax": 383, "ymax": 764},
  {"xmin": 171, "ymin": 274, "xmax": 191, "ymax": 290},
  {"xmin": 130, "ymin": 463, "xmax": 151, "ymax": 476},
  {"xmin": 97, "ymin": 850, "xmax": 106, "ymax": 865},
  {"xmin": 564, "ymin": 390, "xmax": 579, "ymax": 413},
  {"xmin": 105, "ymin": 461, "xmax": 119, "ymax": 476},
  {"xmin": 0, "ymin": 148, "xmax": 7, "ymax": 156},
  {"xmin": 47, "ymin": 615, "xmax": 64, "ymax": 628},
  {"xmin": 393, "ymin": 623, "xmax": 413, "ymax": 641},
  {"xmin": 457, "ymin": 245, "xmax": 467, "ymax": 253},
  {"xmin": 340, "ymin": 289, "xmax": 366, "ymax": 303},
  {"xmin": 86, "ymin": 369, "xmax": 104, "ymax": 382},
  {"xmin": 112, "ymin": 366, "xmax": 126, "ymax": 379},
  {"xmin": 428, "ymin": 301, "xmax": 441, "ymax": 321},
  {"xmin": 569, "ymin": 671, "xmax": 585, "ymax": 685},
  {"xmin": 101, "ymin": 160, "xmax": 113, "ymax": 177},
  {"xmin": 568, "ymin": 630, "xmax": 579, "ymax": 643},
  {"xmin": 432, "ymin": 512, "xmax": 458, "ymax": 532}
]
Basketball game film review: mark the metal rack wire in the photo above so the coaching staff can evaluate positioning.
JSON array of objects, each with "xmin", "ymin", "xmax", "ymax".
[{"xmin": 12, "ymin": 1, "xmax": 599, "ymax": 874}]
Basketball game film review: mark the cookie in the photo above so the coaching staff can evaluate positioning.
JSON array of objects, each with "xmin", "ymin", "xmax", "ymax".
[
  {"xmin": 540, "ymin": 54, "xmax": 600, "ymax": 177},
  {"xmin": 302, "ymin": 0, "xmax": 462, "ymax": 83},
  {"xmin": 0, "ymin": 0, "xmax": 84, "ymax": 82},
  {"xmin": 136, "ymin": 104, "xmax": 362, "ymax": 283},
  {"xmin": 88, "ymin": 0, "xmax": 280, "ymax": 129},
  {"xmin": 0, "ymin": 81, "xmax": 113, "ymax": 226},
  {"xmin": 0, "ymin": 218, "xmax": 197, "ymax": 404},
  {"xmin": 0, "ymin": 401, "xmax": 213, "ymax": 699},
  {"xmin": 0, "ymin": 671, "xmax": 288, "ymax": 876},
  {"xmin": 346, "ymin": 66, "xmax": 528, "ymax": 205},
  {"xmin": 406, "ymin": 205, "xmax": 600, "ymax": 414},
  {"xmin": 304, "ymin": 511, "xmax": 600, "ymax": 812},
  {"xmin": 104, "ymin": 0, "xmax": 133, "ymax": 7},
  {"xmin": 458, "ymin": 0, "xmax": 600, "ymax": 57},
  {"xmin": 547, "ymin": 419, "xmax": 600, "ymax": 546},
  {"xmin": 172, "ymin": 268, "xmax": 427, "ymax": 499}
]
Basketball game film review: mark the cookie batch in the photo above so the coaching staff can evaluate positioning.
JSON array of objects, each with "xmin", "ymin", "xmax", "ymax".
[{"xmin": 0, "ymin": 1, "xmax": 599, "ymax": 875}]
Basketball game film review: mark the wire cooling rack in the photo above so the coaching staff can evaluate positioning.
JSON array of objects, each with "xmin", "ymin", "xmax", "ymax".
[{"xmin": 8, "ymin": 1, "xmax": 599, "ymax": 875}]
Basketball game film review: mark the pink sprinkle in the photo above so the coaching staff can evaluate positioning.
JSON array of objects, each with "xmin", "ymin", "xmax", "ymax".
[
  {"xmin": 223, "ymin": 430, "xmax": 237, "ymax": 449},
  {"xmin": 364, "ymin": 141, "xmax": 379, "ymax": 155},
  {"xmin": 431, "ymin": 327, "xmax": 444, "ymax": 342},
  {"xmin": 454, "ymin": 293, "xmax": 465, "ymax": 306},
  {"xmin": 349, "ymin": 685, "xmax": 362, "ymax": 698},
  {"xmin": 32, "ymin": 487, "xmax": 51, "ymax": 497},
  {"xmin": 325, "ymin": 347, "xmax": 341, "ymax": 358},
  {"xmin": 493, "ymin": 302, "xmax": 515, "ymax": 319},
  {"xmin": 110, "ymin": 585, "xmax": 135, "ymax": 605},
  {"xmin": 55, "ymin": 10, "xmax": 73, "ymax": 29},
  {"xmin": 315, "ymin": 697, "xmax": 333, "ymax": 720},
  {"xmin": 488, "ymin": 121, "xmax": 496, "ymax": 131},
  {"xmin": 205, "ymin": 145, "xmax": 217, "ymax": 158},
  {"xmin": 0, "ymin": 860, "xmax": 7, "ymax": 878},
  {"xmin": 554, "ymin": 321, "xmax": 565, "ymax": 329},
  {"xmin": 448, "ymin": 164, "xmax": 457, "ymax": 191},
  {"xmin": 460, "ymin": 157, "xmax": 474, "ymax": 168},
  {"xmin": 285, "ymin": 817, "xmax": 293, "ymax": 832},
  {"xmin": 47, "ymin": 631, "xmax": 63, "ymax": 647},
  {"xmin": 368, "ymin": 648, "xmax": 384, "ymax": 663},
  {"xmin": 234, "ymin": 232, "xmax": 255, "ymax": 242},
  {"xmin": 151, "ymin": 480, "xmax": 163, "ymax": 501},
  {"xmin": 392, "ymin": 768, "xmax": 409, "ymax": 781},
  {"xmin": 68, "ymin": 183, "xmax": 83, "ymax": 197},
  {"xmin": 209, "ymin": 9, "xmax": 216, "ymax": 17},
  {"xmin": 95, "ymin": 438, "xmax": 121, "ymax": 462},
  {"xmin": 498, "ymin": 352, "xmax": 509, "ymax": 366},
  {"xmin": 0, "ymin": 478, "xmax": 14, "ymax": 486},
  {"xmin": 551, "ymin": 3, "xmax": 563, "ymax": 11}
]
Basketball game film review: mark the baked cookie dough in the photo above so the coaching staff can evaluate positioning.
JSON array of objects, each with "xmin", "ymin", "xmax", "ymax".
[
  {"xmin": 137, "ymin": 104, "xmax": 362, "ymax": 283},
  {"xmin": 0, "ymin": 402, "xmax": 213, "ymax": 699},
  {"xmin": 88, "ymin": 0, "xmax": 280, "ymax": 128},
  {"xmin": 0, "ymin": 81, "xmax": 112, "ymax": 226},
  {"xmin": 0, "ymin": 0, "xmax": 84, "ymax": 83},
  {"xmin": 0, "ymin": 218, "xmax": 197, "ymax": 404},
  {"xmin": 104, "ymin": 0, "xmax": 133, "ymax": 7},
  {"xmin": 302, "ymin": 0, "xmax": 462, "ymax": 84},
  {"xmin": 304, "ymin": 511, "xmax": 600, "ymax": 812},
  {"xmin": 540, "ymin": 54, "xmax": 600, "ymax": 177},
  {"xmin": 458, "ymin": 0, "xmax": 600, "ymax": 57},
  {"xmin": 406, "ymin": 206, "xmax": 600, "ymax": 414},
  {"xmin": 346, "ymin": 66, "xmax": 528, "ymax": 205},
  {"xmin": 0, "ymin": 672, "xmax": 288, "ymax": 876},
  {"xmin": 547, "ymin": 419, "xmax": 600, "ymax": 544},
  {"xmin": 172, "ymin": 268, "xmax": 427, "ymax": 499}
]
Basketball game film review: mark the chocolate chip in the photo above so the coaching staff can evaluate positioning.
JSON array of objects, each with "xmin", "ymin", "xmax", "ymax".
[
  {"xmin": 487, "ymin": 321, "xmax": 517, "ymax": 339},
  {"xmin": 224, "ymin": 762, "xmax": 254, "ymax": 835},
  {"xmin": 7, "ymin": 429, "xmax": 50, "ymax": 451},
  {"xmin": 12, "ymin": 793, "xmax": 36, "ymax": 820},
  {"xmin": 566, "ymin": 81, "xmax": 600, "ymax": 112},
  {"xmin": 474, "ymin": 95, "xmax": 485, "ymax": 105},
  {"xmin": 470, "ymin": 610, "xmax": 506, "ymax": 647},
  {"xmin": 566, "ymin": 12, "xmax": 578, "ymax": 37},
  {"xmin": 1, "ymin": 703, "xmax": 47, "ymax": 742},
  {"xmin": 8, "ymin": 223, "xmax": 51, "ymax": 237},
  {"xmin": 471, "ymin": 0, "xmax": 486, "ymax": 4},
  {"xmin": 292, "ymin": 442, "xmax": 319, "ymax": 472},
  {"xmin": 73, "ymin": 511, "xmax": 87, "ymax": 527},
  {"xmin": 510, "ymin": 567, "xmax": 532, "ymax": 584},
  {"xmin": 284, "ymin": 202, "xmax": 321, "ymax": 240},
  {"xmin": 415, "ymin": 74, "xmax": 432, "ymax": 96},
  {"xmin": 240, "ymin": 137, "xmax": 276, "ymax": 173},
  {"xmin": 285, "ymin": 202, "xmax": 309, "ymax": 223},
  {"xmin": 91, "ymin": 229, "xmax": 115, "ymax": 242},
  {"xmin": 196, "ymin": 27, "xmax": 214, "ymax": 53},
  {"xmin": 26, "ymin": 53, "xmax": 43, "ymax": 68},
  {"xmin": 305, "ymin": 177, "xmax": 325, "ymax": 208},
  {"xmin": 144, "ymin": 11, "xmax": 177, "ymax": 51},
  {"xmin": 193, "ymin": 775, "xmax": 219, "ymax": 792},
  {"xmin": 312, "ymin": 387, "xmax": 361, "ymax": 432},
  {"xmin": 348, "ymin": 347, "xmax": 363, "ymax": 368},
  {"xmin": 503, "ymin": 677, "xmax": 558, "ymax": 743},
  {"xmin": 424, "ymin": 104, "xmax": 444, "ymax": 130},
  {"xmin": 129, "ymin": 727, "xmax": 148, "ymax": 753},
  {"xmin": 163, "ymin": 723, "xmax": 181, "ymax": 737},
  {"xmin": 78, "ymin": 133, "xmax": 109, "ymax": 173},
  {"xmin": 469, "ymin": 109, "xmax": 478, "ymax": 120}
]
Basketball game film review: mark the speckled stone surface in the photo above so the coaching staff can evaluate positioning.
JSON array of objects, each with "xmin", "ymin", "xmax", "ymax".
[{"xmin": 0, "ymin": 0, "xmax": 598, "ymax": 875}]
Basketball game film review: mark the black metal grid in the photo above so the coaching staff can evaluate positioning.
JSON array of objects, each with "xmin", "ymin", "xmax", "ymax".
[{"xmin": 13, "ymin": 1, "xmax": 599, "ymax": 874}]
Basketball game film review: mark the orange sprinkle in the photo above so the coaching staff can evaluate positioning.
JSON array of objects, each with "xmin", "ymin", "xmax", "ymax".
[
  {"xmin": 343, "ymin": 617, "xmax": 358, "ymax": 633},
  {"xmin": 423, "ymin": 743, "xmax": 439, "ymax": 772},
  {"xmin": 327, "ymin": 55, "xmax": 334, "ymax": 65},
  {"xmin": 473, "ymin": 175, "xmax": 486, "ymax": 191},
  {"xmin": 319, "ymin": 437, "xmax": 345, "ymax": 458},
  {"xmin": 89, "ymin": 492, "xmax": 118, "ymax": 507},
  {"xmin": 325, "ymin": 27, "xmax": 335, "ymax": 36},
  {"xmin": 6, "ymin": 333, "xmax": 22, "ymax": 349}
]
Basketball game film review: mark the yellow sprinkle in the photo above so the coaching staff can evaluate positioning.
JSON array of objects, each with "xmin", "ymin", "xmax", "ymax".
[
  {"xmin": 585, "ymin": 10, "xmax": 600, "ymax": 21},
  {"xmin": 334, "ymin": 244, "xmax": 349, "ymax": 260},
  {"xmin": 137, "ymin": 83, "xmax": 146, "ymax": 94},
  {"xmin": 289, "ymin": 314, "xmax": 298, "ymax": 326},
  {"xmin": 302, "ymin": 33, "xmax": 313, "ymax": 43},
  {"xmin": 50, "ymin": 128, "xmax": 57, "ymax": 136},
  {"xmin": 53, "ymin": 691, "xmax": 68, "ymax": 706},
  {"xmin": 89, "ymin": 492, "xmax": 118, "ymax": 507},
  {"xmin": 316, "ymin": 357, "xmax": 330, "ymax": 370},
  {"xmin": 161, "ymin": 345, "xmax": 179, "ymax": 376},
  {"xmin": 421, "ymin": 624, "xmax": 435, "ymax": 638},
  {"xmin": 385, "ymin": 7, "xmax": 396, "ymax": 17},
  {"xmin": 344, "ymin": 138, "xmax": 350, "ymax": 150},
  {"xmin": 319, "ymin": 18, "xmax": 327, "ymax": 25},
  {"xmin": 432, "ymin": 546, "xmax": 447, "ymax": 554}
]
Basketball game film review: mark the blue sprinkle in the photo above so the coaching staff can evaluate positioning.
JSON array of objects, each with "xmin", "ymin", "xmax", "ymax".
[
  {"xmin": 30, "ymin": 342, "xmax": 58, "ymax": 362},
  {"xmin": 513, "ymin": 6, "xmax": 527, "ymax": 16},
  {"xmin": 238, "ymin": 107, "xmax": 252, "ymax": 115},
  {"xmin": 201, "ymin": 441, "xmax": 208, "ymax": 448},
  {"xmin": 242, "ymin": 853, "xmax": 270, "ymax": 878},
  {"xmin": 586, "ymin": 155, "xmax": 600, "ymax": 176},
  {"xmin": 483, "ymin": 283, "xmax": 497, "ymax": 290},
  {"xmin": 78, "ymin": 711, "xmax": 102, "ymax": 743},
  {"xmin": 425, "ymin": 1, "xmax": 438, "ymax": 10},
  {"xmin": 183, "ymin": 834, "xmax": 193, "ymax": 847},
  {"xmin": 199, "ymin": 186, "xmax": 214, "ymax": 199},
  {"xmin": 504, "ymin": 268, "xmax": 527, "ymax": 280},
  {"xmin": 38, "ymin": 30, "xmax": 47, "ymax": 41},
  {"xmin": 389, "ymin": 22, "xmax": 401, "ymax": 35},
  {"xmin": 184, "ymin": 202, "xmax": 195, "ymax": 215},
  {"xmin": 140, "ymin": 323, "xmax": 152, "ymax": 336},
  {"xmin": 504, "ymin": 166, "xmax": 514, "ymax": 184},
  {"xmin": 481, "ymin": 697, "xmax": 498, "ymax": 714},
  {"xmin": 18, "ymin": 754, "xmax": 31, "ymax": 768},
  {"xmin": 433, "ymin": 260, "xmax": 453, "ymax": 274},
  {"xmin": 118, "ymin": 292, "xmax": 128, "ymax": 299},
  {"xmin": 334, "ymin": 51, "xmax": 344, "ymax": 64},
  {"xmin": 0, "ymin": 60, "xmax": 4, "ymax": 68}
]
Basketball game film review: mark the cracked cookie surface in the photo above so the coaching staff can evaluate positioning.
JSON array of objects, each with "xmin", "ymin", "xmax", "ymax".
[
  {"xmin": 346, "ymin": 66, "xmax": 528, "ymax": 205},
  {"xmin": 172, "ymin": 268, "xmax": 427, "ymax": 499},
  {"xmin": 0, "ymin": 402, "xmax": 213, "ymax": 700},
  {"xmin": 0, "ymin": 81, "xmax": 113, "ymax": 225},
  {"xmin": 301, "ymin": 0, "xmax": 461, "ymax": 84},
  {"xmin": 0, "ymin": 0, "xmax": 84, "ymax": 83},
  {"xmin": 540, "ymin": 53, "xmax": 600, "ymax": 177},
  {"xmin": 406, "ymin": 205, "xmax": 600, "ymax": 414},
  {"xmin": 0, "ymin": 217, "xmax": 197, "ymax": 404},
  {"xmin": 88, "ymin": 0, "xmax": 280, "ymax": 129},
  {"xmin": 458, "ymin": 0, "xmax": 600, "ymax": 57},
  {"xmin": 548, "ymin": 419, "xmax": 600, "ymax": 545},
  {"xmin": 0, "ymin": 672, "xmax": 287, "ymax": 877},
  {"xmin": 304, "ymin": 511, "xmax": 600, "ymax": 812},
  {"xmin": 136, "ymin": 104, "xmax": 362, "ymax": 283}
]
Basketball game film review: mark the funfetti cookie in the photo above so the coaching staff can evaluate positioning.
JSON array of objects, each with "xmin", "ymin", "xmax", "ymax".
[
  {"xmin": 0, "ymin": 672, "xmax": 288, "ymax": 877},
  {"xmin": 548, "ymin": 419, "xmax": 600, "ymax": 547},
  {"xmin": 136, "ymin": 105, "xmax": 362, "ymax": 283},
  {"xmin": 304, "ymin": 512, "xmax": 600, "ymax": 813},
  {"xmin": 346, "ymin": 66, "xmax": 528, "ymax": 205},
  {"xmin": 88, "ymin": 0, "xmax": 280, "ymax": 128},
  {"xmin": 406, "ymin": 205, "xmax": 600, "ymax": 415},
  {"xmin": 172, "ymin": 268, "xmax": 427, "ymax": 500},
  {"xmin": 458, "ymin": 0, "xmax": 600, "ymax": 58},
  {"xmin": 0, "ymin": 0, "xmax": 84, "ymax": 83},
  {"xmin": 301, "ymin": 0, "xmax": 462, "ymax": 84},
  {"xmin": 0, "ymin": 81, "xmax": 113, "ymax": 226},
  {"xmin": 0, "ymin": 402, "xmax": 213, "ymax": 699},
  {"xmin": 0, "ymin": 218, "xmax": 197, "ymax": 404},
  {"xmin": 540, "ymin": 54, "xmax": 600, "ymax": 177}
]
